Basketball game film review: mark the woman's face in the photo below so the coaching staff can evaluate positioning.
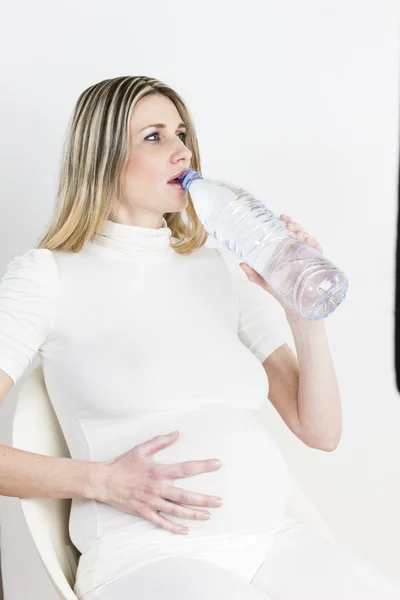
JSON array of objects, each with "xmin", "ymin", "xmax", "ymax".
[{"xmin": 119, "ymin": 93, "xmax": 192, "ymax": 227}]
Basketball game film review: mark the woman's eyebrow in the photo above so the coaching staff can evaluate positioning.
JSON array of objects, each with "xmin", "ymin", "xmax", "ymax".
[{"xmin": 137, "ymin": 122, "xmax": 187, "ymax": 133}]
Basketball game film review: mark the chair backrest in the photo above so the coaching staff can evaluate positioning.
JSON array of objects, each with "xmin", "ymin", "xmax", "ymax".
[
  {"xmin": 11, "ymin": 365, "xmax": 80, "ymax": 600},
  {"xmin": 284, "ymin": 475, "xmax": 337, "ymax": 543},
  {"xmin": 11, "ymin": 365, "xmax": 336, "ymax": 599}
]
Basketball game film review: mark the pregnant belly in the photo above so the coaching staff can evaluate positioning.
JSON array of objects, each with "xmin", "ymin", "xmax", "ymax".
[
  {"xmin": 70, "ymin": 401, "xmax": 290, "ymax": 551},
  {"xmin": 151, "ymin": 403, "xmax": 290, "ymax": 535}
]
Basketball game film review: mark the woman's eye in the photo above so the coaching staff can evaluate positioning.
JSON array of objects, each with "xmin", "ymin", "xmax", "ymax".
[{"xmin": 146, "ymin": 132, "xmax": 187, "ymax": 142}]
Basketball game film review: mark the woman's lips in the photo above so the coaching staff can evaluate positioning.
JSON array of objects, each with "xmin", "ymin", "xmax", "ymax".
[{"xmin": 168, "ymin": 182, "xmax": 185, "ymax": 190}]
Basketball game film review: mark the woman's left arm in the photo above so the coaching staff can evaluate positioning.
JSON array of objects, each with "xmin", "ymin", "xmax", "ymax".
[
  {"xmin": 239, "ymin": 214, "xmax": 342, "ymax": 451},
  {"xmin": 287, "ymin": 317, "xmax": 342, "ymax": 450}
]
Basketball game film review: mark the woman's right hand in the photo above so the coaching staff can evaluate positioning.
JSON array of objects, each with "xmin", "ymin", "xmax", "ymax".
[{"xmin": 92, "ymin": 431, "xmax": 223, "ymax": 535}]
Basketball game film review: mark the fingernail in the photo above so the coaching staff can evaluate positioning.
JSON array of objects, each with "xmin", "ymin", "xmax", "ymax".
[
  {"xmin": 169, "ymin": 431, "xmax": 178, "ymax": 436},
  {"xmin": 214, "ymin": 460, "xmax": 221, "ymax": 467}
]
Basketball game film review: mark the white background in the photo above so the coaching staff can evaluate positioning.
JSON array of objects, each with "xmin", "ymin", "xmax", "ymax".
[{"xmin": 0, "ymin": 1, "xmax": 399, "ymax": 597}]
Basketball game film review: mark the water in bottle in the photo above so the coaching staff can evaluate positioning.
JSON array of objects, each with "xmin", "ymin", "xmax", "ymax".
[{"xmin": 175, "ymin": 168, "xmax": 348, "ymax": 320}]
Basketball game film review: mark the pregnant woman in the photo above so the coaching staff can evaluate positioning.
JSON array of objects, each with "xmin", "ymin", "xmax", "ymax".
[{"xmin": 0, "ymin": 75, "xmax": 399, "ymax": 599}]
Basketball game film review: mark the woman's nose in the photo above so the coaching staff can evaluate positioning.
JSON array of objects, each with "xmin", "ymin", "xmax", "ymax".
[{"xmin": 172, "ymin": 141, "xmax": 192, "ymax": 162}]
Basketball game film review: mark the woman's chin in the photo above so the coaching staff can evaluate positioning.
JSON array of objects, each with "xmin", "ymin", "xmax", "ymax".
[{"xmin": 168, "ymin": 194, "xmax": 188, "ymax": 210}]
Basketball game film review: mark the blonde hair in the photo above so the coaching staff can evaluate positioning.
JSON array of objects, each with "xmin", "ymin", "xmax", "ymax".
[{"xmin": 35, "ymin": 75, "xmax": 209, "ymax": 254}]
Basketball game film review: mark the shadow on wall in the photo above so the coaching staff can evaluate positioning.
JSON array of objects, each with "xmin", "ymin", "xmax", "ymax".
[{"xmin": 395, "ymin": 147, "xmax": 400, "ymax": 392}]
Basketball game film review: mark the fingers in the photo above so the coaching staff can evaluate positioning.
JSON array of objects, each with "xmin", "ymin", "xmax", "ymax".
[
  {"xmin": 138, "ymin": 431, "xmax": 180, "ymax": 457},
  {"xmin": 141, "ymin": 484, "xmax": 223, "ymax": 535},
  {"xmin": 281, "ymin": 217, "xmax": 322, "ymax": 252},
  {"xmin": 280, "ymin": 214, "xmax": 292, "ymax": 223},
  {"xmin": 239, "ymin": 263, "xmax": 260, "ymax": 282},
  {"xmin": 146, "ymin": 496, "xmax": 212, "ymax": 522},
  {"xmin": 287, "ymin": 221, "xmax": 301, "ymax": 232},
  {"xmin": 140, "ymin": 508, "xmax": 190, "ymax": 535},
  {"xmin": 138, "ymin": 469, "xmax": 224, "ymax": 536},
  {"xmin": 161, "ymin": 483, "xmax": 223, "ymax": 508},
  {"xmin": 107, "ymin": 434, "xmax": 226, "ymax": 538},
  {"xmin": 282, "ymin": 217, "xmax": 307, "ymax": 236},
  {"xmin": 158, "ymin": 458, "xmax": 222, "ymax": 480}
]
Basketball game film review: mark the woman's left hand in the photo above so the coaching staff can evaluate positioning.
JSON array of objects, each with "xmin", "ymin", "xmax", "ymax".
[{"xmin": 239, "ymin": 214, "xmax": 324, "ymax": 316}]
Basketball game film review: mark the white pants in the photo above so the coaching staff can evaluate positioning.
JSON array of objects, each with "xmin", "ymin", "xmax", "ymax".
[{"xmin": 81, "ymin": 517, "xmax": 400, "ymax": 600}]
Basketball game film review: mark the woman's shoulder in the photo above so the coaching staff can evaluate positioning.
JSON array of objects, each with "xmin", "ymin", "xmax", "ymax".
[
  {"xmin": 0, "ymin": 249, "xmax": 59, "ymax": 385},
  {"xmin": 1, "ymin": 248, "xmax": 58, "ymax": 290},
  {"xmin": 3, "ymin": 247, "xmax": 56, "ymax": 270}
]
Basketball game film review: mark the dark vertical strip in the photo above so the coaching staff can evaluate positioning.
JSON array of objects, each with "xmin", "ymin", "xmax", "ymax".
[{"xmin": 395, "ymin": 108, "xmax": 400, "ymax": 391}]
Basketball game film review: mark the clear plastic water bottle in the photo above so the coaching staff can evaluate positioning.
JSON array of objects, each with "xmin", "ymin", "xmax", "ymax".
[{"xmin": 176, "ymin": 168, "xmax": 348, "ymax": 320}]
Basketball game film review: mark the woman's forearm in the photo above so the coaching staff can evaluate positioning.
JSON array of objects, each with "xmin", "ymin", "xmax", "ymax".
[
  {"xmin": 0, "ymin": 443, "xmax": 103, "ymax": 500},
  {"xmin": 287, "ymin": 317, "xmax": 342, "ymax": 449}
]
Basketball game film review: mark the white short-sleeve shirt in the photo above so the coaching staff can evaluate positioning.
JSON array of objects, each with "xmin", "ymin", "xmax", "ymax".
[{"xmin": 0, "ymin": 218, "xmax": 291, "ymax": 597}]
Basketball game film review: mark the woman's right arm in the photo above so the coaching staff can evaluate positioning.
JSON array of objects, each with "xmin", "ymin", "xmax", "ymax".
[
  {"xmin": 0, "ymin": 369, "xmax": 222, "ymax": 535},
  {"xmin": 0, "ymin": 367, "xmax": 103, "ymax": 501},
  {"xmin": 0, "ymin": 250, "xmax": 102, "ymax": 502}
]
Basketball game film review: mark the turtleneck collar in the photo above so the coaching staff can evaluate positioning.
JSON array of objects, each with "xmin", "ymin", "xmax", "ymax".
[{"xmin": 90, "ymin": 217, "xmax": 175, "ymax": 262}]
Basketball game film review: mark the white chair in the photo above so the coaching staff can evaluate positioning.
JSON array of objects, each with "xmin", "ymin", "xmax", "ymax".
[
  {"xmin": 12, "ymin": 365, "xmax": 337, "ymax": 600},
  {"xmin": 12, "ymin": 366, "xmax": 80, "ymax": 600}
]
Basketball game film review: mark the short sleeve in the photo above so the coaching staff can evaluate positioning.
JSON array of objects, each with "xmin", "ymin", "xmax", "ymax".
[
  {"xmin": 213, "ymin": 241, "xmax": 291, "ymax": 363},
  {"xmin": 0, "ymin": 248, "xmax": 58, "ymax": 385}
]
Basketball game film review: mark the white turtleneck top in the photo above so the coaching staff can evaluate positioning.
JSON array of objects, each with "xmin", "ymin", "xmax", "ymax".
[{"xmin": 0, "ymin": 218, "xmax": 291, "ymax": 598}]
